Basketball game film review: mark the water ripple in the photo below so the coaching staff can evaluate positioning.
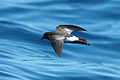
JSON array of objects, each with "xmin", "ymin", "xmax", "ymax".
[{"xmin": 0, "ymin": 0, "xmax": 120, "ymax": 80}]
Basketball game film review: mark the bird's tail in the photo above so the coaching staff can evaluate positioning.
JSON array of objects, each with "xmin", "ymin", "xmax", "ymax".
[
  {"xmin": 66, "ymin": 38, "xmax": 90, "ymax": 46},
  {"xmin": 79, "ymin": 38, "xmax": 90, "ymax": 46}
]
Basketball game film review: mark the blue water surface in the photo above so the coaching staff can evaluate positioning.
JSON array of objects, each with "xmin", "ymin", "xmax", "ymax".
[{"xmin": 0, "ymin": 0, "xmax": 120, "ymax": 80}]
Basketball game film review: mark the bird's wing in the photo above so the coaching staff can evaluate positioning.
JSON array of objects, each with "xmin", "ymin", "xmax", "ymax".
[
  {"xmin": 49, "ymin": 35, "xmax": 65, "ymax": 57},
  {"xmin": 56, "ymin": 25, "xmax": 87, "ymax": 34}
]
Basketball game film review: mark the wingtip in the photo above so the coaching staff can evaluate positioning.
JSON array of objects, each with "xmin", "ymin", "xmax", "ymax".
[
  {"xmin": 57, "ymin": 53, "xmax": 62, "ymax": 58},
  {"xmin": 82, "ymin": 28, "xmax": 87, "ymax": 31},
  {"xmin": 58, "ymin": 55, "xmax": 62, "ymax": 58},
  {"xmin": 84, "ymin": 29, "xmax": 87, "ymax": 31}
]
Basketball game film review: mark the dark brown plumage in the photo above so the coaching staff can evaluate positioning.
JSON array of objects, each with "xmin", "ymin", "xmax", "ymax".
[
  {"xmin": 42, "ymin": 25, "xmax": 90, "ymax": 57},
  {"xmin": 56, "ymin": 25, "xmax": 87, "ymax": 34}
]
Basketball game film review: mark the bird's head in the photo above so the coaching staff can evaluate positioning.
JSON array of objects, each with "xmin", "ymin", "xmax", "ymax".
[
  {"xmin": 41, "ymin": 32, "xmax": 48, "ymax": 40},
  {"xmin": 41, "ymin": 34, "xmax": 45, "ymax": 40}
]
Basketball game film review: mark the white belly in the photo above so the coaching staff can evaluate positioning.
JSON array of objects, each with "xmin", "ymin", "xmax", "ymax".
[{"xmin": 65, "ymin": 36, "xmax": 79, "ymax": 42}]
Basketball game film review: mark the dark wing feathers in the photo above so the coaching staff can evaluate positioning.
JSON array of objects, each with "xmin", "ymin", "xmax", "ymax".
[
  {"xmin": 56, "ymin": 25, "xmax": 87, "ymax": 34},
  {"xmin": 49, "ymin": 35, "xmax": 64, "ymax": 57}
]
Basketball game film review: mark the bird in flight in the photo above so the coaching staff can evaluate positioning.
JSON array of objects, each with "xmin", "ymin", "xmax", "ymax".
[{"xmin": 42, "ymin": 25, "xmax": 90, "ymax": 57}]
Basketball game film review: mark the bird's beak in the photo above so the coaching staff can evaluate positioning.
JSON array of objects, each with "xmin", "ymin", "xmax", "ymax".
[{"xmin": 41, "ymin": 36, "xmax": 44, "ymax": 40}]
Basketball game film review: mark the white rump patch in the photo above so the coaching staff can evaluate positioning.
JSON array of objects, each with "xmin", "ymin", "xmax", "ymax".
[{"xmin": 65, "ymin": 36, "xmax": 79, "ymax": 42}]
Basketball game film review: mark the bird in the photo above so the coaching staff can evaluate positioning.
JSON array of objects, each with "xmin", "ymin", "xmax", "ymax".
[{"xmin": 41, "ymin": 25, "xmax": 90, "ymax": 57}]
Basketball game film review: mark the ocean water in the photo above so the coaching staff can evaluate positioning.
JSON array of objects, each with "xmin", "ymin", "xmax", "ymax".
[{"xmin": 0, "ymin": 0, "xmax": 120, "ymax": 80}]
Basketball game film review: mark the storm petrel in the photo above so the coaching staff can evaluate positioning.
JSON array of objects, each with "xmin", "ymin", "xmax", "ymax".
[{"xmin": 42, "ymin": 25, "xmax": 90, "ymax": 57}]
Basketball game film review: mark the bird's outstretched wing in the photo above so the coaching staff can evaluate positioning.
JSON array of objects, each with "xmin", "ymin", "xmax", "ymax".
[
  {"xmin": 49, "ymin": 35, "xmax": 65, "ymax": 57},
  {"xmin": 56, "ymin": 25, "xmax": 87, "ymax": 34}
]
